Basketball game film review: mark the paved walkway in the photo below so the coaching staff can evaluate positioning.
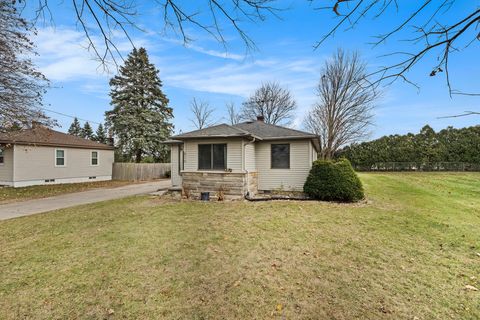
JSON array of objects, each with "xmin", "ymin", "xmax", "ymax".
[{"xmin": 0, "ymin": 180, "xmax": 171, "ymax": 221}]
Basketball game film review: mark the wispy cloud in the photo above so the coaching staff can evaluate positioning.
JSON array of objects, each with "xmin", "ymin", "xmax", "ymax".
[
  {"xmin": 34, "ymin": 26, "xmax": 326, "ymax": 129},
  {"xmin": 34, "ymin": 27, "xmax": 151, "ymax": 81},
  {"xmin": 160, "ymin": 37, "xmax": 245, "ymax": 61}
]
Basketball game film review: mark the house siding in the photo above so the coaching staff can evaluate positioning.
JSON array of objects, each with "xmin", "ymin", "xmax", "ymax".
[
  {"xmin": 0, "ymin": 146, "xmax": 14, "ymax": 184},
  {"xmin": 256, "ymin": 139, "xmax": 313, "ymax": 191},
  {"xmin": 13, "ymin": 145, "xmax": 114, "ymax": 185},
  {"xmin": 244, "ymin": 142, "xmax": 256, "ymax": 171},
  {"xmin": 183, "ymin": 138, "xmax": 243, "ymax": 172},
  {"xmin": 171, "ymin": 144, "xmax": 182, "ymax": 187}
]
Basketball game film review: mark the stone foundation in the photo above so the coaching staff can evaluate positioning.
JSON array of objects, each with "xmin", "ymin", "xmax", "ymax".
[{"xmin": 182, "ymin": 171, "xmax": 257, "ymax": 200}]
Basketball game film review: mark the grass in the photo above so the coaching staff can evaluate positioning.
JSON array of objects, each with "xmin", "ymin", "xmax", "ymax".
[
  {"xmin": 0, "ymin": 180, "xmax": 134, "ymax": 204},
  {"xmin": 1, "ymin": 172, "xmax": 479, "ymax": 319}
]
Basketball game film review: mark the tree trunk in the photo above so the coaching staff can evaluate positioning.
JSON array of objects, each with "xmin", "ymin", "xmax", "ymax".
[{"xmin": 135, "ymin": 149, "xmax": 142, "ymax": 163}]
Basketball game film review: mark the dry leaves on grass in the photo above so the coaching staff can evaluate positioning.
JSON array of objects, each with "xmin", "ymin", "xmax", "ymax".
[{"xmin": 464, "ymin": 285, "xmax": 478, "ymax": 291}]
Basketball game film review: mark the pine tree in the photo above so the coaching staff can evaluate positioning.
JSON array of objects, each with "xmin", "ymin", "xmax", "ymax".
[
  {"xmin": 95, "ymin": 123, "xmax": 107, "ymax": 144},
  {"xmin": 81, "ymin": 122, "xmax": 94, "ymax": 140},
  {"xmin": 106, "ymin": 47, "xmax": 173, "ymax": 163},
  {"xmin": 68, "ymin": 117, "xmax": 82, "ymax": 136}
]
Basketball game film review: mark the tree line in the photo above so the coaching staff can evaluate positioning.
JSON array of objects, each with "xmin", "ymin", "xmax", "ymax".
[
  {"xmin": 338, "ymin": 125, "xmax": 480, "ymax": 167},
  {"xmin": 67, "ymin": 118, "xmax": 108, "ymax": 144}
]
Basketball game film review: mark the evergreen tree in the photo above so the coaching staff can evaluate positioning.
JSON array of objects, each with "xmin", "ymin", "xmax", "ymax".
[
  {"xmin": 95, "ymin": 123, "xmax": 107, "ymax": 144},
  {"xmin": 106, "ymin": 47, "xmax": 173, "ymax": 163},
  {"xmin": 81, "ymin": 122, "xmax": 94, "ymax": 140},
  {"xmin": 68, "ymin": 117, "xmax": 82, "ymax": 136}
]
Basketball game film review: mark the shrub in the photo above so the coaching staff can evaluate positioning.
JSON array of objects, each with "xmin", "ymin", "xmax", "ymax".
[{"xmin": 303, "ymin": 158, "xmax": 364, "ymax": 202}]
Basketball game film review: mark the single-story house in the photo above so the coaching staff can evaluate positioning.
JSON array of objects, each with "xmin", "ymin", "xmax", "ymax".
[
  {"xmin": 0, "ymin": 125, "xmax": 115, "ymax": 187},
  {"xmin": 166, "ymin": 116, "xmax": 320, "ymax": 199}
]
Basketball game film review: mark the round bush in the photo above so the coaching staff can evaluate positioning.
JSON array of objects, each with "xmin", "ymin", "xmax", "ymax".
[{"xmin": 303, "ymin": 158, "xmax": 364, "ymax": 202}]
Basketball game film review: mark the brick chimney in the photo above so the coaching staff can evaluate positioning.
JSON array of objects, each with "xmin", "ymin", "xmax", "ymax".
[
  {"xmin": 31, "ymin": 121, "xmax": 42, "ymax": 128},
  {"xmin": 256, "ymin": 115, "xmax": 265, "ymax": 122}
]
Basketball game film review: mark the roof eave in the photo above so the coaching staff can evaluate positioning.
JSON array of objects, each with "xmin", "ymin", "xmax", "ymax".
[
  {"xmin": 0, "ymin": 140, "xmax": 115, "ymax": 150},
  {"xmin": 170, "ymin": 133, "xmax": 258, "ymax": 140}
]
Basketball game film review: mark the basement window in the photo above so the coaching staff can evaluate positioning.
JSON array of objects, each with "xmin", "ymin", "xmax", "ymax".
[
  {"xmin": 0, "ymin": 148, "xmax": 3, "ymax": 165},
  {"xmin": 271, "ymin": 144, "xmax": 290, "ymax": 169},
  {"xmin": 198, "ymin": 144, "xmax": 227, "ymax": 170}
]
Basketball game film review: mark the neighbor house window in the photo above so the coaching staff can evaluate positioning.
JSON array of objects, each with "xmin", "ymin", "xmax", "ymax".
[
  {"xmin": 0, "ymin": 148, "xmax": 4, "ymax": 165},
  {"xmin": 271, "ymin": 144, "xmax": 290, "ymax": 169},
  {"xmin": 56, "ymin": 149, "xmax": 65, "ymax": 166},
  {"xmin": 91, "ymin": 151, "xmax": 98, "ymax": 165},
  {"xmin": 198, "ymin": 144, "xmax": 227, "ymax": 170}
]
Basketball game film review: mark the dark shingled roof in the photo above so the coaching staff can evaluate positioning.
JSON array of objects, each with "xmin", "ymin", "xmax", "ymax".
[
  {"xmin": 233, "ymin": 121, "xmax": 317, "ymax": 140},
  {"xmin": 170, "ymin": 120, "xmax": 320, "ymax": 150},
  {"xmin": 0, "ymin": 126, "xmax": 114, "ymax": 150},
  {"xmin": 171, "ymin": 123, "xmax": 251, "ymax": 139}
]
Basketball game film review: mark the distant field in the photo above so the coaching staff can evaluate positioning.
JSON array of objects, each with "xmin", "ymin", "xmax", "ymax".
[
  {"xmin": 1, "ymin": 173, "xmax": 479, "ymax": 319},
  {"xmin": 0, "ymin": 180, "xmax": 133, "ymax": 204}
]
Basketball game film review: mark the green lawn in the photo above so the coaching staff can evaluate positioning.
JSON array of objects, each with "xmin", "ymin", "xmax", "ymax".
[
  {"xmin": 1, "ymin": 173, "xmax": 479, "ymax": 319},
  {"xmin": 0, "ymin": 180, "xmax": 133, "ymax": 204}
]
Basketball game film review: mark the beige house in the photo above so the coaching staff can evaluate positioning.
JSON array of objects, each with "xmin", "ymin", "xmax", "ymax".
[
  {"xmin": 166, "ymin": 116, "xmax": 319, "ymax": 199},
  {"xmin": 0, "ymin": 126, "xmax": 115, "ymax": 187}
]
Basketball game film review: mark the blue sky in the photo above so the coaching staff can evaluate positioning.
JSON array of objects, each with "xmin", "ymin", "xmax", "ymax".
[{"xmin": 24, "ymin": 1, "xmax": 479, "ymax": 139}]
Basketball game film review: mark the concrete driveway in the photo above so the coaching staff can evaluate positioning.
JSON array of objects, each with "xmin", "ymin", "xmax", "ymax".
[{"xmin": 0, "ymin": 180, "xmax": 171, "ymax": 221}]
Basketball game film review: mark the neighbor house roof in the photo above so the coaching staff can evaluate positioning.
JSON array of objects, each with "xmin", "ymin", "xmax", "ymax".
[
  {"xmin": 0, "ymin": 126, "xmax": 114, "ymax": 150},
  {"xmin": 170, "ymin": 120, "xmax": 320, "ymax": 151}
]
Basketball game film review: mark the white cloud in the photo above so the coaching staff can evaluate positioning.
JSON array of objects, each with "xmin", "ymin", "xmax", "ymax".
[
  {"xmin": 34, "ymin": 26, "xmax": 326, "ymax": 129},
  {"xmin": 154, "ymin": 56, "xmax": 323, "ymax": 128},
  {"xmin": 159, "ymin": 37, "xmax": 245, "ymax": 61},
  {"xmin": 34, "ymin": 27, "xmax": 151, "ymax": 81}
]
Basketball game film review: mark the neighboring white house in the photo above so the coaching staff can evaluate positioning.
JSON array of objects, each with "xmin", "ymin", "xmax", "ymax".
[
  {"xmin": 165, "ymin": 116, "xmax": 319, "ymax": 199},
  {"xmin": 0, "ymin": 125, "xmax": 115, "ymax": 187}
]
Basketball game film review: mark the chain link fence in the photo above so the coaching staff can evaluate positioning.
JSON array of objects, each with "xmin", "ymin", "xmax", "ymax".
[{"xmin": 353, "ymin": 162, "xmax": 480, "ymax": 172}]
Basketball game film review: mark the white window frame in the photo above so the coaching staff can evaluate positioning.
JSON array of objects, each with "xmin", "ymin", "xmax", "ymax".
[
  {"xmin": 55, "ymin": 149, "xmax": 66, "ymax": 167},
  {"xmin": 90, "ymin": 150, "xmax": 99, "ymax": 166},
  {"xmin": 0, "ymin": 147, "xmax": 4, "ymax": 166}
]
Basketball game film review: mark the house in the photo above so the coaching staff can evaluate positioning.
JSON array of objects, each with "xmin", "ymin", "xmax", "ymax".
[
  {"xmin": 0, "ymin": 125, "xmax": 115, "ymax": 187},
  {"xmin": 166, "ymin": 116, "xmax": 320, "ymax": 199}
]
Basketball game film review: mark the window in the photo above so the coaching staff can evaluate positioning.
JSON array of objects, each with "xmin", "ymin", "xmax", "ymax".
[
  {"xmin": 56, "ymin": 149, "xmax": 65, "ymax": 166},
  {"xmin": 0, "ymin": 148, "xmax": 3, "ymax": 165},
  {"xmin": 91, "ymin": 151, "xmax": 98, "ymax": 165},
  {"xmin": 198, "ymin": 144, "xmax": 227, "ymax": 170},
  {"xmin": 271, "ymin": 144, "xmax": 290, "ymax": 169}
]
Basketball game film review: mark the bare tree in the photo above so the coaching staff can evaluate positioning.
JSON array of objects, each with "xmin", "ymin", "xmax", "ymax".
[
  {"xmin": 0, "ymin": 0, "xmax": 52, "ymax": 131},
  {"xmin": 21, "ymin": 1, "xmax": 479, "ymax": 94},
  {"xmin": 314, "ymin": 1, "xmax": 480, "ymax": 95},
  {"xmin": 189, "ymin": 98, "xmax": 215, "ymax": 130},
  {"xmin": 226, "ymin": 102, "xmax": 241, "ymax": 125},
  {"xmin": 241, "ymin": 81, "xmax": 296, "ymax": 125},
  {"xmin": 305, "ymin": 49, "xmax": 379, "ymax": 160},
  {"xmin": 21, "ymin": 0, "xmax": 280, "ymax": 66}
]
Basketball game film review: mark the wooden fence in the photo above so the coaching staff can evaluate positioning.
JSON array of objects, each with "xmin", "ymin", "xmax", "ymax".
[{"xmin": 112, "ymin": 163, "xmax": 171, "ymax": 181}]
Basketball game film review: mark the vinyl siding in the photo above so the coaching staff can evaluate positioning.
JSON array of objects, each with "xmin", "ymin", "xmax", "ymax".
[
  {"xmin": 13, "ymin": 145, "xmax": 114, "ymax": 182},
  {"xmin": 183, "ymin": 138, "xmax": 243, "ymax": 172},
  {"xmin": 0, "ymin": 146, "xmax": 13, "ymax": 182},
  {"xmin": 244, "ymin": 142, "xmax": 256, "ymax": 171},
  {"xmin": 256, "ymin": 140, "xmax": 312, "ymax": 191},
  {"xmin": 170, "ymin": 144, "xmax": 182, "ymax": 187}
]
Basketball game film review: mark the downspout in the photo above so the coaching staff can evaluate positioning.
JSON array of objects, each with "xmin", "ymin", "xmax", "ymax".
[{"xmin": 244, "ymin": 137, "xmax": 256, "ymax": 197}]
